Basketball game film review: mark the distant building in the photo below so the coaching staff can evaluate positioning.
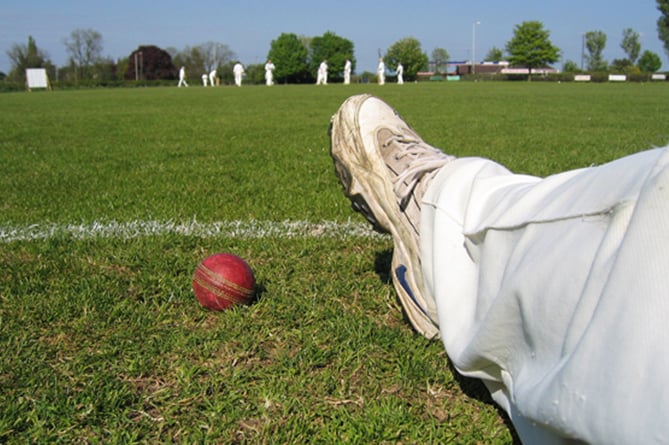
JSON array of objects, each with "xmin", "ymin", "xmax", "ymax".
[
  {"xmin": 419, "ymin": 60, "xmax": 558, "ymax": 80},
  {"xmin": 500, "ymin": 65, "xmax": 559, "ymax": 75},
  {"xmin": 452, "ymin": 61, "xmax": 558, "ymax": 76},
  {"xmin": 453, "ymin": 61, "xmax": 509, "ymax": 75}
]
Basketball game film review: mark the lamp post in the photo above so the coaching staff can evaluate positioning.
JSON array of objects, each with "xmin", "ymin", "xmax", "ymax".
[
  {"xmin": 472, "ymin": 21, "xmax": 481, "ymax": 75},
  {"xmin": 134, "ymin": 51, "xmax": 143, "ymax": 81},
  {"xmin": 581, "ymin": 33, "xmax": 585, "ymax": 71}
]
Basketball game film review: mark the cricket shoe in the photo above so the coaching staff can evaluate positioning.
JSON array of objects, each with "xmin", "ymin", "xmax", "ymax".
[{"xmin": 330, "ymin": 94, "xmax": 454, "ymax": 339}]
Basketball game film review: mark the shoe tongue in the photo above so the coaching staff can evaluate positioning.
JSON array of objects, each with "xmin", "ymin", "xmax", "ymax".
[
  {"xmin": 377, "ymin": 128, "xmax": 408, "ymax": 173},
  {"xmin": 375, "ymin": 128, "xmax": 422, "ymax": 207},
  {"xmin": 377, "ymin": 127, "xmax": 420, "ymax": 147},
  {"xmin": 376, "ymin": 127, "xmax": 453, "ymax": 210}
]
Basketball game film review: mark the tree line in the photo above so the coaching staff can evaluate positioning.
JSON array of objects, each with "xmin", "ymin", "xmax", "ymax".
[
  {"xmin": 1, "ymin": 30, "xmax": 418, "ymax": 87},
  {"xmin": 4, "ymin": 1, "xmax": 669, "ymax": 88}
]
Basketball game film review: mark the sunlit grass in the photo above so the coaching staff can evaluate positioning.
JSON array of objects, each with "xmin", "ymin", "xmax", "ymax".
[{"xmin": 1, "ymin": 81, "xmax": 668, "ymax": 443}]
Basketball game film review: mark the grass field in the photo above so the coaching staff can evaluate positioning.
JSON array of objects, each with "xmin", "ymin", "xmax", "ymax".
[{"xmin": 1, "ymin": 82, "xmax": 669, "ymax": 443}]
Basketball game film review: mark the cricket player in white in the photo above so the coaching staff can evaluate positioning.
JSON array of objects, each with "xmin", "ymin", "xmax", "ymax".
[
  {"xmin": 396, "ymin": 63, "xmax": 404, "ymax": 84},
  {"xmin": 233, "ymin": 63, "xmax": 245, "ymax": 87},
  {"xmin": 377, "ymin": 58, "xmax": 385, "ymax": 85},
  {"xmin": 330, "ymin": 94, "xmax": 669, "ymax": 444},
  {"xmin": 265, "ymin": 60, "xmax": 276, "ymax": 86},
  {"xmin": 209, "ymin": 69, "xmax": 217, "ymax": 87},
  {"xmin": 201, "ymin": 73, "xmax": 208, "ymax": 87},
  {"xmin": 178, "ymin": 66, "xmax": 188, "ymax": 87},
  {"xmin": 344, "ymin": 59, "xmax": 352, "ymax": 85},
  {"xmin": 316, "ymin": 60, "xmax": 328, "ymax": 85}
]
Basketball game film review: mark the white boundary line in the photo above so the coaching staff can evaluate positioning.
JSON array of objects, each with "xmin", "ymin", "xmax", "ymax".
[{"xmin": 0, "ymin": 219, "xmax": 387, "ymax": 243}]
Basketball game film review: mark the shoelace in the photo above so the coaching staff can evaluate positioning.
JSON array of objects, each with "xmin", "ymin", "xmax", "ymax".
[{"xmin": 384, "ymin": 135, "xmax": 454, "ymax": 209}]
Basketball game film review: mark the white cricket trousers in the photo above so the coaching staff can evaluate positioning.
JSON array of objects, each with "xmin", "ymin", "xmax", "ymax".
[{"xmin": 420, "ymin": 147, "xmax": 669, "ymax": 444}]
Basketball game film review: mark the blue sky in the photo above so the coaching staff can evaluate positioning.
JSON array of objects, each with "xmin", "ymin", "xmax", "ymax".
[{"xmin": 1, "ymin": 0, "xmax": 666, "ymax": 74}]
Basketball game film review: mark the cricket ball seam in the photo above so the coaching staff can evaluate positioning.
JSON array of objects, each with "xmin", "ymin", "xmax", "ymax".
[
  {"xmin": 197, "ymin": 263, "xmax": 254, "ymax": 294},
  {"xmin": 193, "ymin": 264, "xmax": 254, "ymax": 305}
]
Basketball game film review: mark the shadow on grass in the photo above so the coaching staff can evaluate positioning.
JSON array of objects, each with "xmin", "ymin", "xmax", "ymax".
[
  {"xmin": 447, "ymin": 363, "xmax": 522, "ymax": 444},
  {"xmin": 374, "ymin": 248, "xmax": 521, "ymax": 444},
  {"xmin": 251, "ymin": 281, "xmax": 268, "ymax": 306},
  {"xmin": 374, "ymin": 248, "xmax": 393, "ymax": 284}
]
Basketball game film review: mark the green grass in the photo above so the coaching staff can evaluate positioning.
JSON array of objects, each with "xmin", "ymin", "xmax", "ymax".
[{"xmin": 1, "ymin": 82, "xmax": 669, "ymax": 443}]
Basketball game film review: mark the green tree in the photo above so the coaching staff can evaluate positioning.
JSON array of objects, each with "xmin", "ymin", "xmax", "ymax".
[
  {"xmin": 171, "ymin": 45, "xmax": 208, "ymax": 80},
  {"xmin": 584, "ymin": 30, "xmax": 608, "ymax": 71},
  {"xmin": 562, "ymin": 60, "xmax": 580, "ymax": 72},
  {"xmin": 505, "ymin": 21, "xmax": 561, "ymax": 79},
  {"xmin": 63, "ymin": 28, "xmax": 103, "ymax": 82},
  {"xmin": 267, "ymin": 33, "xmax": 310, "ymax": 84},
  {"xmin": 384, "ymin": 37, "xmax": 428, "ymax": 81},
  {"xmin": 638, "ymin": 50, "xmax": 662, "ymax": 72},
  {"xmin": 484, "ymin": 47, "xmax": 504, "ymax": 62},
  {"xmin": 91, "ymin": 57, "xmax": 118, "ymax": 83},
  {"xmin": 309, "ymin": 31, "xmax": 354, "ymax": 83},
  {"xmin": 621, "ymin": 28, "xmax": 641, "ymax": 65},
  {"xmin": 241, "ymin": 63, "xmax": 265, "ymax": 85},
  {"xmin": 116, "ymin": 57, "xmax": 129, "ymax": 82},
  {"xmin": 431, "ymin": 48, "xmax": 449, "ymax": 73},
  {"xmin": 657, "ymin": 0, "xmax": 669, "ymax": 59},
  {"xmin": 6, "ymin": 35, "xmax": 54, "ymax": 83},
  {"xmin": 610, "ymin": 58, "xmax": 633, "ymax": 73}
]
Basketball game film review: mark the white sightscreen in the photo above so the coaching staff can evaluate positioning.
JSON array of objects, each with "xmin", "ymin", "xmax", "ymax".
[{"xmin": 26, "ymin": 68, "xmax": 49, "ymax": 89}]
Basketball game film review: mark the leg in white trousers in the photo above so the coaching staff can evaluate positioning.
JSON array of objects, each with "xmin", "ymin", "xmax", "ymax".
[{"xmin": 421, "ymin": 147, "xmax": 669, "ymax": 444}]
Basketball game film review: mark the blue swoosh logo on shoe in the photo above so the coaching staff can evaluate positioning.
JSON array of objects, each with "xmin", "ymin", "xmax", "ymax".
[{"xmin": 395, "ymin": 265, "xmax": 427, "ymax": 315}]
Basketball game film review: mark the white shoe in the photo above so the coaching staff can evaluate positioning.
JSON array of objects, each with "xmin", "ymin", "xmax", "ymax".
[{"xmin": 330, "ymin": 94, "xmax": 454, "ymax": 338}]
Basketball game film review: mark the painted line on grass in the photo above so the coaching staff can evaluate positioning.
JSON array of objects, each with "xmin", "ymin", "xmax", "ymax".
[{"xmin": 0, "ymin": 219, "xmax": 387, "ymax": 242}]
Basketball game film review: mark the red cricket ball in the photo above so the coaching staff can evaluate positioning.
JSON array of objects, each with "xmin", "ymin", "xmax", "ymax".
[{"xmin": 192, "ymin": 253, "xmax": 256, "ymax": 311}]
